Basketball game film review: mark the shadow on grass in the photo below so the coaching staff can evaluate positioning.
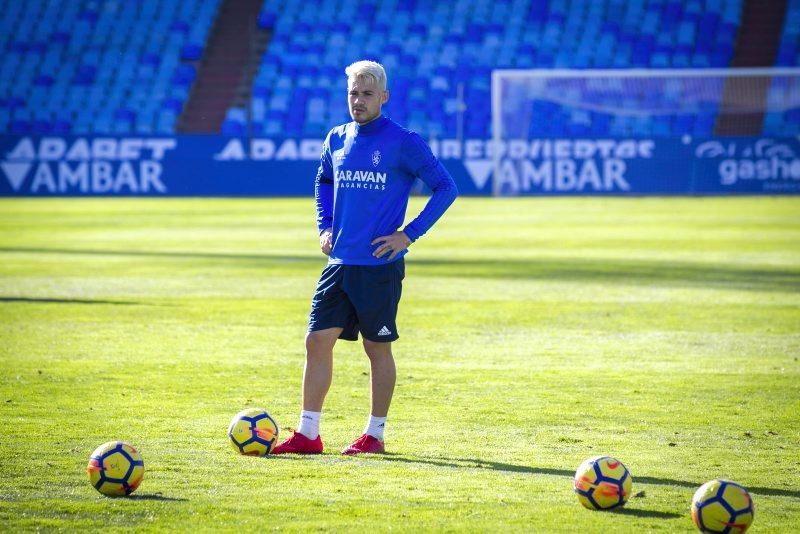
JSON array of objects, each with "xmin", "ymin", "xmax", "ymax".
[
  {"xmin": 0, "ymin": 297, "xmax": 142, "ymax": 305},
  {"xmin": 128, "ymin": 493, "xmax": 188, "ymax": 502},
  {"xmin": 1, "ymin": 246, "xmax": 798, "ymax": 293},
  {"xmin": 411, "ymin": 257, "xmax": 800, "ymax": 294},
  {"xmin": 380, "ymin": 454, "xmax": 800, "ymax": 500},
  {"xmin": 0, "ymin": 246, "xmax": 322, "ymax": 266},
  {"xmin": 610, "ymin": 508, "xmax": 682, "ymax": 519}
]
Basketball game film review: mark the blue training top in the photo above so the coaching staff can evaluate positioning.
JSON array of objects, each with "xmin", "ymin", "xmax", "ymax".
[{"xmin": 315, "ymin": 115, "xmax": 458, "ymax": 266}]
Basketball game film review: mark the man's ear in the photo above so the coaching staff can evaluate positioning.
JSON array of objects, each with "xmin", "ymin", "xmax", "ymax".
[{"xmin": 382, "ymin": 90, "xmax": 390, "ymax": 104}]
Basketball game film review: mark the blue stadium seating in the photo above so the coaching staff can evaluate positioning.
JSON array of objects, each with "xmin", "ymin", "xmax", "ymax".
[
  {"xmin": 769, "ymin": 0, "xmax": 800, "ymax": 135},
  {"xmin": 777, "ymin": 0, "xmax": 800, "ymax": 66},
  {"xmin": 3, "ymin": 0, "xmax": 796, "ymax": 138},
  {"xmin": 0, "ymin": 0, "xmax": 218, "ymax": 134},
  {"xmin": 246, "ymin": 0, "xmax": 747, "ymax": 139}
]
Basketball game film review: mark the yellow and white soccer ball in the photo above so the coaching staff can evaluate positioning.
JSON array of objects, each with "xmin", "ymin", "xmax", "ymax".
[
  {"xmin": 87, "ymin": 441, "xmax": 144, "ymax": 496},
  {"xmin": 574, "ymin": 455, "xmax": 632, "ymax": 510},
  {"xmin": 691, "ymin": 479, "xmax": 754, "ymax": 533},
  {"xmin": 228, "ymin": 408, "xmax": 279, "ymax": 456}
]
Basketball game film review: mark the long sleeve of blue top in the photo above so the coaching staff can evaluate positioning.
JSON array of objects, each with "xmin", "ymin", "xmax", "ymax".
[
  {"xmin": 314, "ymin": 136, "xmax": 334, "ymax": 233},
  {"xmin": 397, "ymin": 131, "xmax": 458, "ymax": 242}
]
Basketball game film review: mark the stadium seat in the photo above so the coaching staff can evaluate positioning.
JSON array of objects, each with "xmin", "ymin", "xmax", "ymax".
[{"xmin": 181, "ymin": 43, "xmax": 204, "ymax": 61}]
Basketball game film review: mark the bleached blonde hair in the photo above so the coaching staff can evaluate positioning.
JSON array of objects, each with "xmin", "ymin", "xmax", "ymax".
[{"xmin": 345, "ymin": 60, "xmax": 387, "ymax": 91}]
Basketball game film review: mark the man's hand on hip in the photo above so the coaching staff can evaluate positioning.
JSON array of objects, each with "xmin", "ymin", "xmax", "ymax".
[
  {"xmin": 320, "ymin": 228, "xmax": 332, "ymax": 256},
  {"xmin": 371, "ymin": 231, "xmax": 411, "ymax": 261}
]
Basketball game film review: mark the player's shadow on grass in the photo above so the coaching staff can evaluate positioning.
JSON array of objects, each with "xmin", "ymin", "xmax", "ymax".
[
  {"xmin": 128, "ymin": 493, "xmax": 188, "ymax": 502},
  {"xmin": 609, "ymin": 508, "xmax": 682, "ymax": 519},
  {"xmin": 380, "ymin": 454, "xmax": 800, "ymax": 500},
  {"xmin": 0, "ymin": 296, "xmax": 142, "ymax": 305}
]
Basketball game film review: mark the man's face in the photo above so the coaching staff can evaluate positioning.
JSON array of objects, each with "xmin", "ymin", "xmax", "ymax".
[{"xmin": 348, "ymin": 77, "xmax": 388, "ymax": 124}]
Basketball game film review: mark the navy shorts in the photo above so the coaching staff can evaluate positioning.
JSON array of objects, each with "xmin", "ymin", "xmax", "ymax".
[{"xmin": 308, "ymin": 259, "xmax": 405, "ymax": 342}]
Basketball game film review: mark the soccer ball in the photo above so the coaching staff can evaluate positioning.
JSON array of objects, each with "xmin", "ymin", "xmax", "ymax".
[
  {"xmin": 228, "ymin": 408, "xmax": 279, "ymax": 456},
  {"xmin": 691, "ymin": 479, "xmax": 754, "ymax": 533},
  {"xmin": 86, "ymin": 441, "xmax": 144, "ymax": 497},
  {"xmin": 574, "ymin": 455, "xmax": 632, "ymax": 510}
]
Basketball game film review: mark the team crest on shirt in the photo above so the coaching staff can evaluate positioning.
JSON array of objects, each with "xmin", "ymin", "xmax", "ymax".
[{"xmin": 371, "ymin": 150, "xmax": 381, "ymax": 167}]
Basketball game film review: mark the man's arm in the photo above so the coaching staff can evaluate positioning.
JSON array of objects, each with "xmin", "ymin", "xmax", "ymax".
[
  {"xmin": 399, "ymin": 132, "xmax": 458, "ymax": 242},
  {"xmin": 315, "ymin": 170, "xmax": 333, "ymax": 232},
  {"xmin": 372, "ymin": 132, "xmax": 458, "ymax": 260},
  {"xmin": 315, "ymin": 136, "xmax": 334, "ymax": 255}
]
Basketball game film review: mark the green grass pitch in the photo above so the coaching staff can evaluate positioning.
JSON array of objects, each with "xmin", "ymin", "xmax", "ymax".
[{"xmin": 1, "ymin": 196, "xmax": 798, "ymax": 532}]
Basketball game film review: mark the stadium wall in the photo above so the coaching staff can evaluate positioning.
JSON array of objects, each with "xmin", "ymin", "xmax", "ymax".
[{"xmin": 1, "ymin": 135, "xmax": 799, "ymax": 196}]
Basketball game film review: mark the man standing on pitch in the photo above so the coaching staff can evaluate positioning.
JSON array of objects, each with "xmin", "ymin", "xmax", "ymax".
[{"xmin": 272, "ymin": 60, "xmax": 458, "ymax": 455}]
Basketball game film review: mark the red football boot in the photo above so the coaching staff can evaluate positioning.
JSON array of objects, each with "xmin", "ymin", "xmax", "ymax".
[
  {"xmin": 341, "ymin": 434, "xmax": 385, "ymax": 455},
  {"xmin": 271, "ymin": 431, "xmax": 323, "ymax": 455}
]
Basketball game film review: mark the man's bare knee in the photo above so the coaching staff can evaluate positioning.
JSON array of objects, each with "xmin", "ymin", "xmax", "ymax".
[
  {"xmin": 363, "ymin": 339, "xmax": 392, "ymax": 360},
  {"xmin": 306, "ymin": 329, "xmax": 340, "ymax": 356}
]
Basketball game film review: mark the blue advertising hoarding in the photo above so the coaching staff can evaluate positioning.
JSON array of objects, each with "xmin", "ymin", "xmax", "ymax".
[{"xmin": 1, "ymin": 135, "xmax": 798, "ymax": 196}]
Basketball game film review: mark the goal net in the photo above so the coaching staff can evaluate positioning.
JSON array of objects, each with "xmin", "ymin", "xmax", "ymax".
[{"xmin": 490, "ymin": 68, "xmax": 800, "ymax": 195}]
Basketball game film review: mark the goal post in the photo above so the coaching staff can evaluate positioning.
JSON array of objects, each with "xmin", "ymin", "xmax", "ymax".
[{"xmin": 490, "ymin": 68, "xmax": 800, "ymax": 196}]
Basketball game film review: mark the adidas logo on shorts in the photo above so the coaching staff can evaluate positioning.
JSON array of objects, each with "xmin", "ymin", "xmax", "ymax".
[{"xmin": 377, "ymin": 326, "xmax": 392, "ymax": 336}]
